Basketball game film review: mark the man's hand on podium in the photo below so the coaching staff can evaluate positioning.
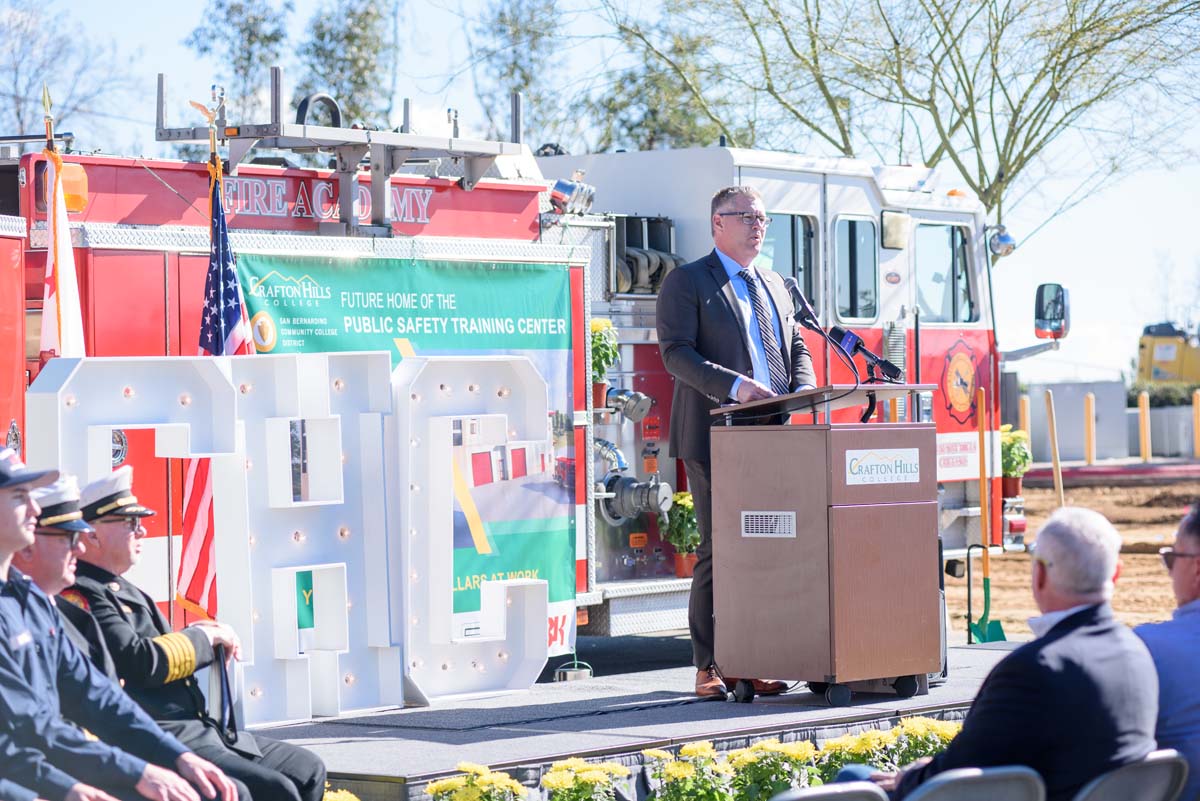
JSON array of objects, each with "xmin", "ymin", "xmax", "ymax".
[{"xmin": 735, "ymin": 377, "xmax": 776, "ymax": 403}]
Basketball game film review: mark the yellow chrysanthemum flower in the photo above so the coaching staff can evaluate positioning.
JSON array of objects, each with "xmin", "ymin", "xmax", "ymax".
[
  {"xmin": 541, "ymin": 771, "xmax": 575, "ymax": 791},
  {"xmin": 456, "ymin": 762, "xmax": 490, "ymax": 776},
  {"xmin": 728, "ymin": 749, "xmax": 760, "ymax": 768},
  {"xmin": 776, "ymin": 741, "xmax": 818, "ymax": 762},
  {"xmin": 595, "ymin": 762, "xmax": 631, "ymax": 777},
  {"xmin": 426, "ymin": 776, "xmax": 468, "ymax": 796},
  {"xmin": 663, "ymin": 761, "xmax": 696, "ymax": 781},
  {"xmin": 577, "ymin": 769, "xmax": 612, "ymax": 785},
  {"xmin": 642, "ymin": 748, "xmax": 673, "ymax": 761},
  {"xmin": 679, "ymin": 741, "xmax": 716, "ymax": 759},
  {"xmin": 322, "ymin": 790, "xmax": 362, "ymax": 801},
  {"xmin": 590, "ymin": 318, "xmax": 614, "ymax": 332},
  {"xmin": 712, "ymin": 760, "xmax": 734, "ymax": 775},
  {"xmin": 454, "ymin": 786, "xmax": 483, "ymax": 801}
]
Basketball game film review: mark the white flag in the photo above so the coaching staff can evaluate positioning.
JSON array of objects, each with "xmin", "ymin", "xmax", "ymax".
[{"xmin": 39, "ymin": 149, "xmax": 85, "ymax": 357}]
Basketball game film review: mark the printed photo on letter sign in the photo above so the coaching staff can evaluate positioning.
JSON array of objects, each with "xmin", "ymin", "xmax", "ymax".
[{"xmin": 845, "ymin": 448, "xmax": 921, "ymax": 485}]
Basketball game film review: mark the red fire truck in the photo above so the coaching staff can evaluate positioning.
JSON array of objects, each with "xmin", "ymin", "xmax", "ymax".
[{"xmin": 1, "ymin": 70, "xmax": 1068, "ymax": 636}]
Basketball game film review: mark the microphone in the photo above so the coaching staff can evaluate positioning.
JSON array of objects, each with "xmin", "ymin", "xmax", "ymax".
[
  {"xmin": 782, "ymin": 277, "xmax": 821, "ymax": 330},
  {"xmin": 828, "ymin": 325, "xmax": 904, "ymax": 382}
]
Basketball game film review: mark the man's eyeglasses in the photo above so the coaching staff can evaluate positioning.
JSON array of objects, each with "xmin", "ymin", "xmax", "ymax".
[
  {"xmin": 98, "ymin": 517, "xmax": 143, "ymax": 533},
  {"xmin": 716, "ymin": 212, "xmax": 772, "ymax": 228},
  {"xmin": 1159, "ymin": 546, "xmax": 1200, "ymax": 571},
  {"xmin": 35, "ymin": 529, "xmax": 83, "ymax": 548}
]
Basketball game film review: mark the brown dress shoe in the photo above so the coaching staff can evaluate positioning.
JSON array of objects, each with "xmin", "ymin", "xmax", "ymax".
[
  {"xmin": 695, "ymin": 667, "xmax": 728, "ymax": 698},
  {"xmin": 721, "ymin": 677, "xmax": 789, "ymax": 696}
]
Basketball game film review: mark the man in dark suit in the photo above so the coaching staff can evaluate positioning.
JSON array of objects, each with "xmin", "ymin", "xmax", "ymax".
[
  {"xmin": 656, "ymin": 185, "xmax": 816, "ymax": 698},
  {"xmin": 874, "ymin": 507, "xmax": 1158, "ymax": 801},
  {"xmin": 69, "ymin": 467, "xmax": 326, "ymax": 801}
]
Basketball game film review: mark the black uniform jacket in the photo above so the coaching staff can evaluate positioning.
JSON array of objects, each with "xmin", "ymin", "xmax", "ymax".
[{"xmin": 69, "ymin": 560, "xmax": 261, "ymax": 757}]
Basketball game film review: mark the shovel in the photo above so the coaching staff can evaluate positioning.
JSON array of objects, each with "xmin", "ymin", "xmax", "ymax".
[{"xmin": 968, "ymin": 547, "xmax": 1007, "ymax": 643}]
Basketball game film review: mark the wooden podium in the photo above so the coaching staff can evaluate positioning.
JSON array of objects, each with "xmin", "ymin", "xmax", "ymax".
[{"xmin": 709, "ymin": 385, "xmax": 941, "ymax": 704}]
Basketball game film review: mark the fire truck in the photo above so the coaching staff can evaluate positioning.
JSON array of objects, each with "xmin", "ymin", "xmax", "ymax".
[{"xmin": 1, "ymin": 69, "xmax": 1068, "ymax": 640}]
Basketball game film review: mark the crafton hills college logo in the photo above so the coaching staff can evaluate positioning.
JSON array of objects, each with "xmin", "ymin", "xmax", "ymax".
[
  {"xmin": 942, "ymin": 339, "xmax": 978, "ymax": 424},
  {"xmin": 250, "ymin": 311, "xmax": 277, "ymax": 352}
]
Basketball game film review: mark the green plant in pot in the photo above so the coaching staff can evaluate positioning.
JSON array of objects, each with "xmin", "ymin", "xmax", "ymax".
[
  {"xmin": 590, "ymin": 317, "xmax": 620, "ymax": 408},
  {"xmin": 659, "ymin": 491, "xmax": 700, "ymax": 577},
  {"xmin": 1000, "ymin": 424, "xmax": 1033, "ymax": 497}
]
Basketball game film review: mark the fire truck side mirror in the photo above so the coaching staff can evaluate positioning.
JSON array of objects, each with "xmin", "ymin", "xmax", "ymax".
[{"xmin": 1034, "ymin": 283, "xmax": 1070, "ymax": 340}]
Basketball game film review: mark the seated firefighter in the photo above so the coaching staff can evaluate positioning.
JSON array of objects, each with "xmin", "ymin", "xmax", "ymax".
[
  {"xmin": 0, "ymin": 453, "xmax": 235, "ymax": 801},
  {"xmin": 67, "ymin": 466, "xmax": 327, "ymax": 801}
]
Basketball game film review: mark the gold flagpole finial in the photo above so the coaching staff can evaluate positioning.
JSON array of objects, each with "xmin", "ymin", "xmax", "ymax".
[{"xmin": 42, "ymin": 83, "xmax": 54, "ymax": 150}]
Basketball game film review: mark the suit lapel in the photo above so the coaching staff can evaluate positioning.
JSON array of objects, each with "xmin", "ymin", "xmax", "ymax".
[{"xmin": 707, "ymin": 252, "xmax": 755, "ymax": 365}]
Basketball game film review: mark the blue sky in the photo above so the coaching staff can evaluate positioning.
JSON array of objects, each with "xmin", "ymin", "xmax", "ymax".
[{"xmin": 68, "ymin": 1, "xmax": 1200, "ymax": 386}]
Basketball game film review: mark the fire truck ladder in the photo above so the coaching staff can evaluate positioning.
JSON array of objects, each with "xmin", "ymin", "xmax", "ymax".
[{"xmin": 154, "ymin": 66, "xmax": 523, "ymax": 237}]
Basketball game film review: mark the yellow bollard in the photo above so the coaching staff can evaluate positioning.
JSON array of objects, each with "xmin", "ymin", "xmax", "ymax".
[
  {"xmin": 1138, "ymin": 390, "xmax": 1151, "ymax": 463},
  {"xmin": 1084, "ymin": 392, "xmax": 1096, "ymax": 466},
  {"xmin": 1193, "ymin": 389, "xmax": 1199, "ymax": 459},
  {"xmin": 1019, "ymin": 394, "xmax": 1030, "ymax": 439},
  {"xmin": 977, "ymin": 387, "xmax": 991, "ymax": 546},
  {"xmin": 1045, "ymin": 390, "xmax": 1065, "ymax": 507}
]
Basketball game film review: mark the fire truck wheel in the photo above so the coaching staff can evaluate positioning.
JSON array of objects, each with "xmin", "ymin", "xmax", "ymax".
[
  {"xmin": 825, "ymin": 684, "xmax": 852, "ymax": 707},
  {"xmin": 893, "ymin": 675, "xmax": 919, "ymax": 698},
  {"xmin": 807, "ymin": 681, "xmax": 829, "ymax": 696}
]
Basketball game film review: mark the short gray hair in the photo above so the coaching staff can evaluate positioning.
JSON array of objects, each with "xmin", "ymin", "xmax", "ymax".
[
  {"xmin": 710, "ymin": 185, "xmax": 762, "ymax": 218},
  {"xmin": 1034, "ymin": 507, "xmax": 1122, "ymax": 599}
]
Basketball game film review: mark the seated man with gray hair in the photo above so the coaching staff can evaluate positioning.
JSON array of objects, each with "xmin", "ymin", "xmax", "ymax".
[{"xmin": 870, "ymin": 507, "xmax": 1159, "ymax": 801}]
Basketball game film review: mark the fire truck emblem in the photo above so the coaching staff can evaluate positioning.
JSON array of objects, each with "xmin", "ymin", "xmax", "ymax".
[
  {"xmin": 250, "ymin": 311, "xmax": 278, "ymax": 352},
  {"xmin": 942, "ymin": 339, "xmax": 977, "ymax": 424}
]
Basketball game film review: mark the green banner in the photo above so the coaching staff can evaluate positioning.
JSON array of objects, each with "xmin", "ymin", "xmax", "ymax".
[
  {"xmin": 239, "ymin": 253, "xmax": 577, "ymax": 625},
  {"xmin": 238, "ymin": 255, "xmax": 570, "ymax": 358}
]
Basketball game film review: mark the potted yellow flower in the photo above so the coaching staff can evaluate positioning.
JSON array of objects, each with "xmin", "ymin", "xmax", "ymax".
[
  {"xmin": 541, "ymin": 758, "xmax": 630, "ymax": 801},
  {"xmin": 643, "ymin": 742, "xmax": 733, "ymax": 801},
  {"xmin": 426, "ymin": 762, "xmax": 527, "ymax": 801},
  {"xmin": 1000, "ymin": 424, "xmax": 1033, "ymax": 498},
  {"xmin": 728, "ymin": 739, "xmax": 821, "ymax": 800},
  {"xmin": 590, "ymin": 318, "xmax": 620, "ymax": 408},
  {"xmin": 658, "ymin": 491, "xmax": 699, "ymax": 577}
]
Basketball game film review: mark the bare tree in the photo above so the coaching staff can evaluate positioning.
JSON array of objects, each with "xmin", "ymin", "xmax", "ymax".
[
  {"xmin": 0, "ymin": 0, "xmax": 138, "ymax": 150},
  {"xmin": 609, "ymin": 0, "xmax": 1200, "ymax": 228},
  {"xmin": 185, "ymin": 0, "xmax": 293, "ymax": 124},
  {"xmin": 465, "ymin": 0, "xmax": 564, "ymax": 145}
]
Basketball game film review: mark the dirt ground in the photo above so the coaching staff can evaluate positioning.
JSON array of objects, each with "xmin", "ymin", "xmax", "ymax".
[{"xmin": 942, "ymin": 481, "xmax": 1199, "ymax": 641}]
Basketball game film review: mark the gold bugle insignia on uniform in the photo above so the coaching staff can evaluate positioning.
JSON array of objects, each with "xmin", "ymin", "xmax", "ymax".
[{"xmin": 152, "ymin": 632, "xmax": 197, "ymax": 683}]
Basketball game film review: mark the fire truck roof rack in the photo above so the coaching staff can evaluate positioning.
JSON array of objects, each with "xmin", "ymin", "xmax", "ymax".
[{"xmin": 155, "ymin": 66, "xmax": 524, "ymax": 236}]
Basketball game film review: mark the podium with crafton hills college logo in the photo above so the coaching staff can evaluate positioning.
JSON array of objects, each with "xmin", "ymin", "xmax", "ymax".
[{"xmin": 709, "ymin": 384, "xmax": 942, "ymax": 705}]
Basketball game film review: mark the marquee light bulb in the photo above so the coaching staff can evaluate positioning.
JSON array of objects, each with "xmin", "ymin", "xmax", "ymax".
[
  {"xmin": 178, "ymin": 393, "xmax": 192, "ymax": 407},
  {"xmin": 252, "ymin": 610, "xmax": 260, "ymax": 622},
  {"xmin": 122, "ymin": 386, "xmax": 135, "ymax": 399},
  {"xmin": 497, "ymin": 386, "xmax": 511, "ymax": 398},
  {"xmin": 441, "ymin": 662, "xmax": 451, "ymax": 671},
  {"xmin": 249, "ymin": 687, "xmax": 263, "ymax": 698},
  {"xmin": 343, "ymin": 673, "xmax": 356, "ymax": 686},
  {"xmin": 468, "ymin": 383, "xmax": 479, "ymax": 393},
  {"xmin": 337, "ymin": 526, "xmax": 351, "ymax": 541},
  {"xmin": 497, "ymin": 651, "xmax": 509, "ymax": 662},
  {"xmin": 64, "ymin": 395, "xmax": 77, "ymax": 408},
  {"xmin": 239, "ymin": 382, "xmax": 253, "ymax": 394},
  {"xmin": 245, "ymin": 458, "xmax": 253, "ymax": 471},
  {"xmin": 248, "ymin": 534, "xmax": 256, "ymax": 547},
  {"xmin": 291, "ymin": 530, "xmax": 306, "ymax": 544},
  {"xmin": 411, "ymin": 392, "xmax": 421, "ymax": 402},
  {"xmin": 333, "ymin": 378, "xmax": 345, "ymax": 392}
]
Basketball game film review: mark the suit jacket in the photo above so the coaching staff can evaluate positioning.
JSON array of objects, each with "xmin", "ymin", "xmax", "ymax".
[
  {"xmin": 70, "ymin": 560, "xmax": 261, "ymax": 758},
  {"xmin": 657, "ymin": 251, "xmax": 816, "ymax": 461},
  {"xmin": 56, "ymin": 594, "xmax": 119, "ymax": 684},
  {"xmin": 897, "ymin": 604, "xmax": 1158, "ymax": 801}
]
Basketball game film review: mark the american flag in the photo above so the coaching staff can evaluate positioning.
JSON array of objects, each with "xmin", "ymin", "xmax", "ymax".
[{"xmin": 177, "ymin": 161, "xmax": 253, "ymax": 619}]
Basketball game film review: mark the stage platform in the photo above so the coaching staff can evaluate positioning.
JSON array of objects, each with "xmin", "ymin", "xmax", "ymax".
[{"xmin": 265, "ymin": 639, "xmax": 1017, "ymax": 801}]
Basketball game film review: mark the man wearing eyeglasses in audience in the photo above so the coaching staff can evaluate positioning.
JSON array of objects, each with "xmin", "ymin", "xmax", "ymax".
[
  {"xmin": 656, "ymin": 185, "xmax": 816, "ymax": 698},
  {"xmin": 1136, "ymin": 501, "xmax": 1200, "ymax": 801},
  {"xmin": 70, "ymin": 466, "xmax": 326, "ymax": 801}
]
